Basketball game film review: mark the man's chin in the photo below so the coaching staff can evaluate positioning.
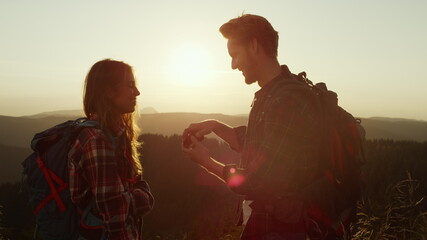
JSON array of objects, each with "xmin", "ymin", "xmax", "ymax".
[{"xmin": 245, "ymin": 77, "xmax": 257, "ymax": 85}]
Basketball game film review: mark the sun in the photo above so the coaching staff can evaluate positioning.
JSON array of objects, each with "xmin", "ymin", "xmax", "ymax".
[{"xmin": 168, "ymin": 43, "xmax": 212, "ymax": 86}]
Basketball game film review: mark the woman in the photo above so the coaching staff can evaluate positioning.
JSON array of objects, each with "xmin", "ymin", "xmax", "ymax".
[{"xmin": 68, "ymin": 59, "xmax": 154, "ymax": 240}]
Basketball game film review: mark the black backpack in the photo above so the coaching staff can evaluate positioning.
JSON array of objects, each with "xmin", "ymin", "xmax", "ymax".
[
  {"xmin": 22, "ymin": 118, "xmax": 102, "ymax": 240},
  {"xmin": 291, "ymin": 72, "xmax": 366, "ymax": 236}
]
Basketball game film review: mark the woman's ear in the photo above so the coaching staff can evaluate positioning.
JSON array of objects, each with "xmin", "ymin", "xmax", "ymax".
[{"xmin": 105, "ymin": 87, "xmax": 116, "ymax": 100}]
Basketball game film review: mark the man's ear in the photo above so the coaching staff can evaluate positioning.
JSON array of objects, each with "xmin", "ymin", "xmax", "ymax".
[{"xmin": 249, "ymin": 38, "xmax": 260, "ymax": 55}]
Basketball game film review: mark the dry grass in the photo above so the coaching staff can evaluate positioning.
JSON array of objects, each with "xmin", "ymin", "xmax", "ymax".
[{"xmin": 351, "ymin": 172, "xmax": 427, "ymax": 240}]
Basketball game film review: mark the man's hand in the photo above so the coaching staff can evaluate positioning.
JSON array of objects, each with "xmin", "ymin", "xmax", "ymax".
[
  {"xmin": 182, "ymin": 120, "xmax": 218, "ymax": 141},
  {"xmin": 181, "ymin": 119, "xmax": 236, "ymax": 182},
  {"xmin": 182, "ymin": 135, "xmax": 210, "ymax": 167},
  {"xmin": 182, "ymin": 135, "xmax": 226, "ymax": 182},
  {"xmin": 183, "ymin": 119, "xmax": 241, "ymax": 152},
  {"xmin": 182, "ymin": 133, "xmax": 204, "ymax": 149}
]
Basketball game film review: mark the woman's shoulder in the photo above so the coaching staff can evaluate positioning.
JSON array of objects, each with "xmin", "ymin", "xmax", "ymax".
[
  {"xmin": 69, "ymin": 127, "xmax": 105, "ymax": 160},
  {"xmin": 74, "ymin": 127, "xmax": 111, "ymax": 147}
]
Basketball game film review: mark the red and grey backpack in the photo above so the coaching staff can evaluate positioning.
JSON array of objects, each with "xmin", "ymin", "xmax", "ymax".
[
  {"xmin": 291, "ymin": 72, "xmax": 366, "ymax": 236},
  {"xmin": 22, "ymin": 118, "xmax": 104, "ymax": 240}
]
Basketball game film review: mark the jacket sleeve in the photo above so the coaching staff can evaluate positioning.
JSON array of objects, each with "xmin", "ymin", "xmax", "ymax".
[
  {"xmin": 130, "ymin": 179, "xmax": 154, "ymax": 217},
  {"xmin": 229, "ymin": 125, "xmax": 247, "ymax": 153}
]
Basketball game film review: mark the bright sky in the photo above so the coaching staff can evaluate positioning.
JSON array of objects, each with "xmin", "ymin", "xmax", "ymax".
[{"xmin": 1, "ymin": 1, "xmax": 426, "ymax": 120}]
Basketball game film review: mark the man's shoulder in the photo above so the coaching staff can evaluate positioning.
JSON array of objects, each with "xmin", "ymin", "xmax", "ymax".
[
  {"xmin": 266, "ymin": 77, "xmax": 321, "ymax": 117},
  {"xmin": 270, "ymin": 77, "xmax": 312, "ymax": 101}
]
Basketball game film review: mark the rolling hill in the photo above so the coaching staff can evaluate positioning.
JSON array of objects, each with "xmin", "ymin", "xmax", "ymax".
[
  {"xmin": 1, "ymin": 112, "xmax": 427, "ymax": 184},
  {"xmin": 1, "ymin": 112, "xmax": 426, "ymax": 149}
]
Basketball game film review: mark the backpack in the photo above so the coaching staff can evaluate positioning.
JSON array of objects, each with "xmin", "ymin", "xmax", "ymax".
[
  {"xmin": 291, "ymin": 72, "xmax": 366, "ymax": 236},
  {"xmin": 22, "ymin": 118, "xmax": 103, "ymax": 240}
]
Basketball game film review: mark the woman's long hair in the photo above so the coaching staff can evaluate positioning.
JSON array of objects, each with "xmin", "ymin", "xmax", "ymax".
[{"xmin": 83, "ymin": 59, "xmax": 142, "ymax": 175}]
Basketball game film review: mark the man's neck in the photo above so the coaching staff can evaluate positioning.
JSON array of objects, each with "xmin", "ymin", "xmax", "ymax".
[{"xmin": 256, "ymin": 59, "xmax": 282, "ymax": 87}]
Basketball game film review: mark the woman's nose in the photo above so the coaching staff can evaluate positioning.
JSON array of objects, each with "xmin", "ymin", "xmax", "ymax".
[{"xmin": 134, "ymin": 87, "xmax": 140, "ymax": 96}]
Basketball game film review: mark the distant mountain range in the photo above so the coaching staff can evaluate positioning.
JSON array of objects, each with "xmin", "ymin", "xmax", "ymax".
[
  {"xmin": 1, "ymin": 111, "xmax": 427, "ymax": 149},
  {"xmin": 368, "ymin": 116, "xmax": 427, "ymax": 122},
  {"xmin": 1, "ymin": 111, "xmax": 426, "ymax": 183},
  {"xmin": 24, "ymin": 107, "xmax": 158, "ymax": 119}
]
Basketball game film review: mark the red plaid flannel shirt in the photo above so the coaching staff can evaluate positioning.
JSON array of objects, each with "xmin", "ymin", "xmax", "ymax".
[
  {"xmin": 223, "ymin": 65, "xmax": 323, "ymax": 238},
  {"xmin": 68, "ymin": 127, "xmax": 154, "ymax": 240}
]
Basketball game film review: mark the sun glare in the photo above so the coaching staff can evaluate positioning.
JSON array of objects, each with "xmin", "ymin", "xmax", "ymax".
[{"xmin": 168, "ymin": 43, "xmax": 212, "ymax": 86}]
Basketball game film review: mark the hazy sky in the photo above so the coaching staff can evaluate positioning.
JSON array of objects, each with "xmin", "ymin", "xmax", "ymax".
[{"xmin": 1, "ymin": 1, "xmax": 426, "ymax": 120}]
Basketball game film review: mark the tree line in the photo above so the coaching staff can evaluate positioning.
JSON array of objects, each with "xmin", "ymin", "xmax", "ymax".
[{"xmin": 0, "ymin": 136, "xmax": 426, "ymax": 239}]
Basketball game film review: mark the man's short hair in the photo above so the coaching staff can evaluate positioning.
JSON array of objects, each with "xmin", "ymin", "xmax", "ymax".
[{"xmin": 219, "ymin": 14, "xmax": 279, "ymax": 57}]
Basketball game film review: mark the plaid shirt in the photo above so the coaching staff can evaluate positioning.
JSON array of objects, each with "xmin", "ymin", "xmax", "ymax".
[
  {"xmin": 68, "ymin": 127, "xmax": 154, "ymax": 240},
  {"xmin": 223, "ymin": 65, "xmax": 323, "ymax": 238}
]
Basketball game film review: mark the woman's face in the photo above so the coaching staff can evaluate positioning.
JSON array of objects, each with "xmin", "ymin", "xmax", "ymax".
[{"xmin": 109, "ymin": 72, "xmax": 140, "ymax": 114}]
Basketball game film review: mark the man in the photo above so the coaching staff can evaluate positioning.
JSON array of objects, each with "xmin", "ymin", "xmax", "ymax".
[{"xmin": 182, "ymin": 14, "xmax": 330, "ymax": 239}]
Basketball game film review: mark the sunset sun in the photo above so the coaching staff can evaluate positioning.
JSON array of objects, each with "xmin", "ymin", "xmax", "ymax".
[{"xmin": 168, "ymin": 43, "xmax": 212, "ymax": 85}]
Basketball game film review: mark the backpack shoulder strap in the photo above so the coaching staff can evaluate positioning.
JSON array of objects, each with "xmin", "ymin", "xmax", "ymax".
[
  {"xmin": 76, "ymin": 118, "xmax": 99, "ymax": 128},
  {"xmin": 278, "ymin": 72, "xmax": 323, "ymax": 113}
]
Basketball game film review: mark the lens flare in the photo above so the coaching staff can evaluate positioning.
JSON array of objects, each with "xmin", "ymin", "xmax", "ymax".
[{"xmin": 227, "ymin": 174, "xmax": 245, "ymax": 187}]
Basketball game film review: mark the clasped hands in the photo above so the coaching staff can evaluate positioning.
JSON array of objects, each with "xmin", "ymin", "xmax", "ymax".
[{"xmin": 181, "ymin": 120, "xmax": 218, "ymax": 166}]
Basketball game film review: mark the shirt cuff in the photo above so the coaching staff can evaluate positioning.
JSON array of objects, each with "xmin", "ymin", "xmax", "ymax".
[
  {"xmin": 131, "ymin": 188, "xmax": 154, "ymax": 217},
  {"xmin": 223, "ymin": 164, "xmax": 247, "ymax": 191},
  {"xmin": 231, "ymin": 126, "xmax": 247, "ymax": 152}
]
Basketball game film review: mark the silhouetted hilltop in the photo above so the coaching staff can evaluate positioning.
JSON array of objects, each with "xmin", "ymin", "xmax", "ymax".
[
  {"xmin": 141, "ymin": 107, "xmax": 158, "ymax": 114},
  {"xmin": 138, "ymin": 112, "xmax": 247, "ymax": 137},
  {"xmin": 0, "ymin": 115, "xmax": 77, "ymax": 148},
  {"xmin": 369, "ymin": 117, "xmax": 426, "ymax": 122},
  {"xmin": 362, "ymin": 117, "xmax": 427, "ymax": 142},
  {"xmin": 139, "ymin": 114, "xmax": 427, "ymax": 142},
  {"xmin": 23, "ymin": 107, "xmax": 158, "ymax": 119},
  {"xmin": 23, "ymin": 110, "xmax": 84, "ymax": 119}
]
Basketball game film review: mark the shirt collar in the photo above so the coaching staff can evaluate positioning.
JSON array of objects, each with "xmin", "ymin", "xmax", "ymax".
[{"xmin": 254, "ymin": 65, "xmax": 293, "ymax": 99}]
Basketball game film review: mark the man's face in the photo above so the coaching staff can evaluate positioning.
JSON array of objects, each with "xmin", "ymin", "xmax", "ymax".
[{"xmin": 227, "ymin": 38, "xmax": 258, "ymax": 85}]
